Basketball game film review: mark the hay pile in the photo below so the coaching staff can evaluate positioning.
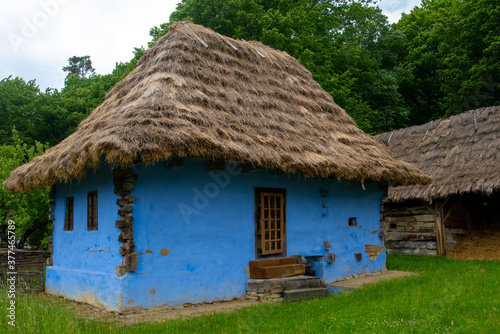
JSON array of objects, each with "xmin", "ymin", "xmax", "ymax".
[{"xmin": 447, "ymin": 230, "xmax": 500, "ymax": 260}]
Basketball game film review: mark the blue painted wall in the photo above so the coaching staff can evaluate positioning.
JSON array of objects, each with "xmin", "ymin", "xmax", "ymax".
[
  {"xmin": 122, "ymin": 160, "xmax": 386, "ymax": 309},
  {"xmin": 46, "ymin": 168, "xmax": 123, "ymax": 310},
  {"xmin": 46, "ymin": 160, "xmax": 386, "ymax": 310}
]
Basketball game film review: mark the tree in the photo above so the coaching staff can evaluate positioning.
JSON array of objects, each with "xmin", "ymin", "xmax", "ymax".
[
  {"xmin": 0, "ymin": 51, "xmax": 141, "ymax": 147},
  {"xmin": 0, "ymin": 130, "xmax": 50, "ymax": 249},
  {"xmin": 0, "ymin": 76, "xmax": 86, "ymax": 147},
  {"xmin": 394, "ymin": 0, "xmax": 500, "ymax": 124},
  {"xmin": 62, "ymin": 55, "xmax": 95, "ymax": 78},
  {"xmin": 0, "ymin": 76, "xmax": 41, "ymax": 145}
]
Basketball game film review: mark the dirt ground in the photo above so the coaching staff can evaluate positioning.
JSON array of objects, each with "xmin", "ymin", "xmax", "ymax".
[
  {"xmin": 117, "ymin": 298, "xmax": 261, "ymax": 325},
  {"xmin": 54, "ymin": 270, "xmax": 414, "ymax": 325},
  {"xmin": 329, "ymin": 270, "xmax": 416, "ymax": 289},
  {"xmin": 56, "ymin": 295, "xmax": 260, "ymax": 325}
]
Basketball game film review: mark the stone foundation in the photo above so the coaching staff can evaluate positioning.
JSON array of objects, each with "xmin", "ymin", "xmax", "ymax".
[{"xmin": 246, "ymin": 291, "xmax": 283, "ymax": 302}]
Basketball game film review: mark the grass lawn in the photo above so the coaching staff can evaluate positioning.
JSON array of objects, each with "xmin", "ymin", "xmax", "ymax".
[{"xmin": 1, "ymin": 255, "xmax": 499, "ymax": 333}]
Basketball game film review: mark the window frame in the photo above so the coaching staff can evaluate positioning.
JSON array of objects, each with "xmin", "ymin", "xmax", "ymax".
[
  {"xmin": 63, "ymin": 196, "xmax": 74, "ymax": 231},
  {"xmin": 87, "ymin": 190, "xmax": 98, "ymax": 231}
]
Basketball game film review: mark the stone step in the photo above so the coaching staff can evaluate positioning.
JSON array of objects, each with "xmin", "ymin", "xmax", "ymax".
[
  {"xmin": 283, "ymin": 287, "xmax": 329, "ymax": 302},
  {"xmin": 284, "ymin": 276, "xmax": 323, "ymax": 291},
  {"xmin": 246, "ymin": 275, "xmax": 325, "ymax": 294}
]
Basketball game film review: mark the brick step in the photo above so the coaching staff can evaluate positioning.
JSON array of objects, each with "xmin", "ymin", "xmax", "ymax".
[{"xmin": 283, "ymin": 287, "xmax": 329, "ymax": 302}]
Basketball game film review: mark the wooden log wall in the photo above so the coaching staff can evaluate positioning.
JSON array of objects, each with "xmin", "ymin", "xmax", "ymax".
[
  {"xmin": 381, "ymin": 201, "xmax": 466, "ymax": 256},
  {"xmin": 0, "ymin": 249, "xmax": 48, "ymax": 292},
  {"xmin": 382, "ymin": 202, "xmax": 438, "ymax": 256}
]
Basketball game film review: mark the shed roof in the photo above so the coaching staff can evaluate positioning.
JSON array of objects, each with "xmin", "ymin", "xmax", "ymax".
[
  {"xmin": 3, "ymin": 22, "xmax": 429, "ymax": 192},
  {"xmin": 375, "ymin": 106, "xmax": 500, "ymax": 202}
]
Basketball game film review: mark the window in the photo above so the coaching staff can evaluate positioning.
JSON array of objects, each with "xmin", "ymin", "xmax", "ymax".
[
  {"xmin": 64, "ymin": 196, "xmax": 74, "ymax": 231},
  {"xmin": 255, "ymin": 188, "xmax": 286, "ymax": 256},
  {"xmin": 87, "ymin": 190, "xmax": 98, "ymax": 231}
]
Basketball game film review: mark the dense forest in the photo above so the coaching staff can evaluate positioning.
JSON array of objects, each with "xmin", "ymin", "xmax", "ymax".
[{"xmin": 1, "ymin": 0, "xmax": 499, "ymax": 248}]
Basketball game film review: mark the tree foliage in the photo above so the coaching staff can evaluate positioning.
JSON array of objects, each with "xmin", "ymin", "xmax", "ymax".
[
  {"xmin": 0, "ymin": 55, "xmax": 139, "ymax": 147},
  {"xmin": 0, "ymin": 130, "xmax": 50, "ymax": 248},
  {"xmin": 394, "ymin": 0, "xmax": 500, "ymax": 124}
]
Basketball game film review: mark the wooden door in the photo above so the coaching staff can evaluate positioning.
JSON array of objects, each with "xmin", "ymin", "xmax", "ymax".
[{"xmin": 260, "ymin": 192, "xmax": 285, "ymax": 255}]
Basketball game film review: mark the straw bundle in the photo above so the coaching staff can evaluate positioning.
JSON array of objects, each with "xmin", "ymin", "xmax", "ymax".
[{"xmin": 3, "ymin": 22, "xmax": 430, "ymax": 193}]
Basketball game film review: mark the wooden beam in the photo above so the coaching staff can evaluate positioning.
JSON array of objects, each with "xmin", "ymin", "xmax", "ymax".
[
  {"xmin": 434, "ymin": 198, "xmax": 451, "ymax": 256},
  {"xmin": 250, "ymin": 264, "xmax": 305, "ymax": 279},
  {"xmin": 241, "ymin": 162, "xmax": 261, "ymax": 173},
  {"xmin": 423, "ymin": 202, "xmax": 436, "ymax": 215},
  {"xmin": 434, "ymin": 205, "xmax": 445, "ymax": 256},
  {"xmin": 167, "ymin": 157, "xmax": 183, "ymax": 169},
  {"xmin": 443, "ymin": 202, "xmax": 453, "ymax": 225},
  {"xmin": 424, "ymin": 199, "xmax": 449, "ymax": 256},
  {"xmin": 466, "ymin": 209, "xmax": 472, "ymax": 236},
  {"xmin": 206, "ymin": 159, "xmax": 225, "ymax": 171}
]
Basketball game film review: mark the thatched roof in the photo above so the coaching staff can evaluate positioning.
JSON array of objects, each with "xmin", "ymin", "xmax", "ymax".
[
  {"xmin": 3, "ymin": 22, "xmax": 429, "ymax": 192},
  {"xmin": 375, "ymin": 106, "xmax": 500, "ymax": 202}
]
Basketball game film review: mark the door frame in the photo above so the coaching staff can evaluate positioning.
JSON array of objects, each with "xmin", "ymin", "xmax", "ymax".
[{"xmin": 254, "ymin": 187, "xmax": 287, "ymax": 259}]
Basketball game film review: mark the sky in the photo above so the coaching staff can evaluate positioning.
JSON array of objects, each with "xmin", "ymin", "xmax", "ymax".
[{"xmin": 0, "ymin": 0, "xmax": 422, "ymax": 91}]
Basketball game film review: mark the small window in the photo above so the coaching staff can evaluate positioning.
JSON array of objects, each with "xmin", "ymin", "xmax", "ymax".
[
  {"xmin": 64, "ymin": 196, "xmax": 74, "ymax": 231},
  {"xmin": 87, "ymin": 190, "xmax": 98, "ymax": 231},
  {"xmin": 348, "ymin": 217, "xmax": 358, "ymax": 227}
]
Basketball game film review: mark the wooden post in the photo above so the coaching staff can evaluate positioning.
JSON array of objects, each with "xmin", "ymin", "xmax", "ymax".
[
  {"xmin": 466, "ymin": 209, "xmax": 472, "ymax": 236},
  {"xmin": 424, "ymin": 198, "xmax": 450, "ymax": 256},
  {"xmin": 434, "ymin": 202, "xmax": 446, "ymax": 256}
]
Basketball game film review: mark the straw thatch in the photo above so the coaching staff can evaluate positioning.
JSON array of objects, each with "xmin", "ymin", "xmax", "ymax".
[
  {"xmin": 3, "ymin": 22, "xmax": 429, "ymax": 192},
  {"xmin": 376, "ymin": 106, "xmax": 500, "ymax": 202}
]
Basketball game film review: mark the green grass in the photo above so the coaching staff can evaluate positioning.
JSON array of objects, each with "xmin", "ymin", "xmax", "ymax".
[{"xmin": 1, "ymin": 255, "xmax": 499, "ymax": 333}]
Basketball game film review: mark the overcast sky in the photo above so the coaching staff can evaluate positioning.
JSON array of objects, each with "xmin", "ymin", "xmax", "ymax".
[{"xmin": 0, "ymin": 0, "xmax": 422, "ymax": 91}]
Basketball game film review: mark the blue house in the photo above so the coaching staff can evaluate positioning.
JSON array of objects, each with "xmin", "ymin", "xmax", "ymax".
[{"xmin": 4, "ymin": 22, "xmax": 429, "ymax": 311}]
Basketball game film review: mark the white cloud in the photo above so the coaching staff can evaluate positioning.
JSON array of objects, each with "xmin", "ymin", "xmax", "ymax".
[
  {"xmin": 0, "ymin": 0, "xmax": 178, "ymax": 90},
  {"xmin": 376, "ymin": 0, "xmax": 422, "ymax": 23},
  {"xmin": 0, "ymin": 0, "xmax": 423, "ymax": 90}
]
